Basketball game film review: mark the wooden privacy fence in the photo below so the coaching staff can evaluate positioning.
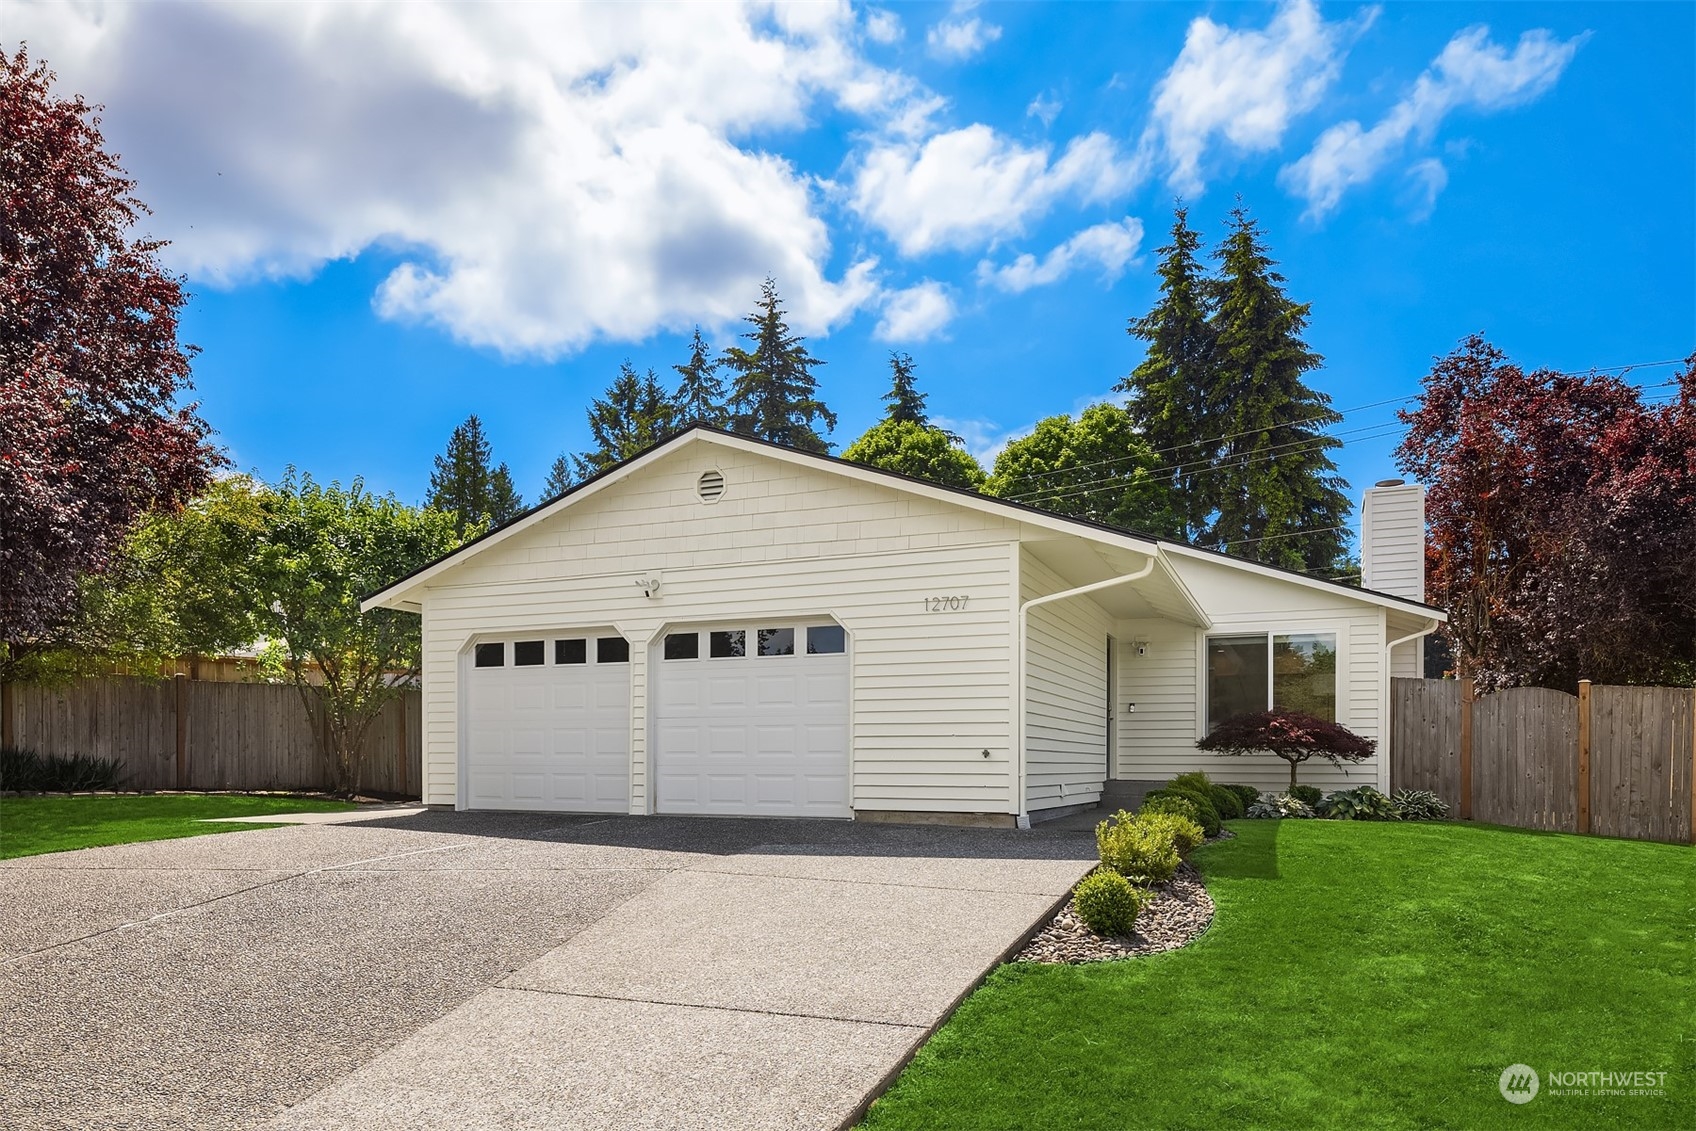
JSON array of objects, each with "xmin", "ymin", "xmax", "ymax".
[
  {"xmin": 1391, "ymin": 677, "xmax": 1696, "ymax": 844},
  {"xmin": 1, "ymin": 676, "xmax": 421, "ymax": 797}
]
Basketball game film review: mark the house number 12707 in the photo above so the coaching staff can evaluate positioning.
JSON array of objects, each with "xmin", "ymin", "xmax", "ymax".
[{"xmin": 924, "ymin": 595, "xmax": 969, "ymax": 612}]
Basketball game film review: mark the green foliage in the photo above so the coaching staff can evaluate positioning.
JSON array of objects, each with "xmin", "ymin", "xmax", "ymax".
[
  {"xmin": 1203, "ymin": 206, "xmax": 1350, "ymax": 572},
  {"xmin": 1207, "ymin": 783, "xmax": 1244, "ymax": 820},
  {"xmin": 1222, "ymin": 783, "xmax": 1262, "ymax": 810},
  {"xmin": 1095, "ymin": 809, "xmax": 1182, "ymax": 884},
  {"xmin": 1136, "ymin": 810, "xmax": 1206, "ymax": 858},
  {"xmin": 882, "ymin": 351, "xmax": 930, "ymax": 426},
  {"xmin": 843, "ymin": 420, "xmax": 985, "ymax": 490},
  {"xmin": 0, "ymin": 794, "xmax": 358, "ymax": 859},
  {"xmin": 982, "ymin": 404, "xmax": 1185, "ymax": 538},
  {"xmin": 1, "ymin": 746, "xmax": 126, "ymax": 792},
  {"xmin": 723, "ymin": 277, "xmax": 836, "ymax": 452},
  {"xmin": 1169, "ymin": 770, "xmax": 1212, "ymax": 794},
  {"xmin": 1245, "ymin": 793, "xmax": 1318, "ymax": 819},
  {"xmin": 1391, "ymin": 790, "xmax": 1451, "ymax": 821},
  {"xmin": 424, "ymin": 415, "xmax": 523, "ymax": 539},
  {"xmin": 1138, "ymin": 793, "xmax": 1201, "ymax": 826},
  {"xmin": 671, "ymin": 326, "xmax": 727, "ymax": 428},
  {"xmin": 1320, "ymin": 786, "xmax": 1398, "ymax": 821},
  {"xmin": 1289, "ymin": 784, "xmax": 1324, "ymax": 806},
  {"xmin": 1120, "ymin": 205, "xmax": 1216, "ymax": 541},
  {"xmin": 1072, "ymin": 869, "xmax": 1148, "ymax": 937},
  {"xmin": 1148, "ymin": 787, "xmax": 1220, "ymax": 837},
  {"xmin": 575, "ymin": 361, "xmax": 679, "ymax": 477},
  {"xmin": 541, "ymin": 454, "xmax": 574, "ymax": 500}
]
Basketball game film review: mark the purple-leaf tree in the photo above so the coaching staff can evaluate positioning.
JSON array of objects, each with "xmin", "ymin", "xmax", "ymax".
[{"xmin": 1197, "ymin": 709, "xmax": 1377, "ymax": 791}]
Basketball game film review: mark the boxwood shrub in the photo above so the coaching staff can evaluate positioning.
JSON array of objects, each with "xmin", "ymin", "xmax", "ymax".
[
  {"xmin": 1139, "ymin": 793, "xmax": 1201, "ymax": 826},
  {"xmin": 1073, "ymin": 869, "xmax": 1148, "ymax": 937},
  {"xmin": 1289, "ymin": 784, "xmax": 1324, "ymax": 806},
  {"xmin": 1206, "ymin": 783, "xmax": 1244, "ymax": 820},
  {"xmin": 1222, "ymin": 783, "xmax": 1262, "ymax": 810},
  {"xmin": 1149, "ymin": 787, "xmax": 1220, "ymax": 837}
]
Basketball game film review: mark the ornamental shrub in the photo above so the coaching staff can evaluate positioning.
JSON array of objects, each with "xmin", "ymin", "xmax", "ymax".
[
  {"xmin": 1289, "ymin": 784, "xmax": 1324, "ymax": 806},
  {"xmin": 1137, "ymin": 810, "xmax": 1205, "ymax": 858},
  {"xmin": 1245, "ymin": 793, "xmax": 1318, "ymax": 819},
  {"xmin": 1096, "ymin": 810, "xmax": 1182, "ymax": 884},
  {"xmin": 1391, "ymin": 789, "xmax": 1450, "ymax": 821},
  {"xmin": 1170, "ymin": 771, "xmax": 1213, "ymax": 795},
  {"xmin": 1207, "ymin": 783, "xmax": 1244, "ymax": 820},
  {"xmin": 1196, "ymin": 709, "xmax": 1377, "ymax": 792},
  {"xmin": 1160, "ymin": 787, "xmax": 1221, "ymax": 837},
  {"xmin": 0, "ymin": 746, "xmax": 126, "ymax": 792},
  {"xmin": 1073, "ymin": 869, "xmax": 1148, "ymax": 937},
  {"xmin": 1320, "ymin": 785, "xmax": 1398, "ymax": 821},
  {"xmin": 1139, "ymin": 793, "xmax": 1201, "ymax": 825},
  {"xmin": 1222, "ymin": 784, "xmax": 1262, "ymax": 810}
]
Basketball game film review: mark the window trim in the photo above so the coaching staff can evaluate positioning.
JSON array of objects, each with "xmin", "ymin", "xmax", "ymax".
[{"xmin": 1201, "ymin": 628, "xmax": 1340, "ymax": 733}]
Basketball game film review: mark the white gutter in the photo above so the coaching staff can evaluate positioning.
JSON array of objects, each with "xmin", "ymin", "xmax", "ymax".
[
  {"xmin": 1014, "ymin": 554, "xmax": 1157, "ymax": 828},
  {"xmin": 1380, "ymin": 616, "xmax": 1442, "ymax": 793}
]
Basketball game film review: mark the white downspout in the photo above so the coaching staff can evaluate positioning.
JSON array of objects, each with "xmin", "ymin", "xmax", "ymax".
[
  {"xmin": 1381, "ymin": 616, "xmax": 1442, "ymax": 792},
  {"xmin": 1015, "ymin": 555, "xmax": 1157, "ymax": 828}
]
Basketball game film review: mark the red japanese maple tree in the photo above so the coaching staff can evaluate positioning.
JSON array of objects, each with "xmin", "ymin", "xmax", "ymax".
[
  {"xmin": 1197, "ymin": 709, "xmax": 1376, "ymax": 791},
  {"xmin": 1395, "ymin": 335, "xmax": 1695, "ymax": 691},
  {"xmin": 1, "ymin": 48, "xmax": 220, "ymax": 676}
]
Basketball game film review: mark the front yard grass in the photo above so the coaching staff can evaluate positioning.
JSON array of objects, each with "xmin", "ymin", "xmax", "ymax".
[
  {"xmin": 0, "ymin": 794, "xmax": 359, "ymax": 859},
  {"xmin": 865, "ymin": 820, "xmax": 1694, "ymax": 1130}
]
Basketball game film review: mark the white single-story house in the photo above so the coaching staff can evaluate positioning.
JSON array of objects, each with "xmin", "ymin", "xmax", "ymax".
[{"xmin": 363, "ymin": 426, "xmax": 1443, "ymax": 825}]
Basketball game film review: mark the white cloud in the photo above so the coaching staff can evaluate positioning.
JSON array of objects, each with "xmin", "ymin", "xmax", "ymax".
[
  {"xmin": 1026, "ymin": 92, "xmax": 1063, "ymax": 127},
  {"xmin": 873, "ymin": 280, "xmax": 955, "ymax": 342},
  {"xmin": 977, "ymin": 218, "xmax": 1144, "ymax": 293},
  {"xmin": 926, "ymin": 3, "xmax": 1003, "ymax": 62},
  {"xmin": 851, "ymin": 126, "xmax": 1143, "ymax": 255},
  {"xmin": 3, "ymin": 0, "xmax": 930, "ymax": 357},
  {"xmin": 1404, "ymin": 158, "xmax": 1449, "ymax": 219},
  {"xmin": 864, "ymin": 8, "xmax": 903, "ymax": 45},
  {"xmin": 1280, "ymin": 25, "xmax": 1585, "ymax": 217},
  {"xmin": 1145, "ymin": 0, "xmax": 1374, "ymax": 193}
]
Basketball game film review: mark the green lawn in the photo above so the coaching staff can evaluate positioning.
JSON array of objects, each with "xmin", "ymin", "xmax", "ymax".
[
  {"xmin": 866, "ymin": 820, "xmax": 1694, "ymax": 1130},
  {"xmin": 0, "ymin": 794, "xmax": 360, "ymax": 859}
]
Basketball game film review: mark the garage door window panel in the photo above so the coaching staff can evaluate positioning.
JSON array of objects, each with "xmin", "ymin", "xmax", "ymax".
[
  {"xmin": 597, "ymin": 637, "xmax": 630, "ymax": 664},
  {"xmin": 514, "ymin": 640, "xmax": 545, "ymax": 666},
  {"xmin": 758, "ymin": 628, "xmax": 795, "ymax": 657},
  {"xmin": 709, "ymin": 630, "xmax": 745, "ymax": 658},
  {"xmin": 474, "ymin": 642, "xmax": 505, "ymax": 668},
  {"xmin": 556, "ymin": 639, "xmax": 586, "ymax": 665},
  {"xmin": 807, "ymin": 625, "xmax": 846, "ymax": 654},
  {"xmin": 664, "ymin": 633, "xmax": 700, "ymax": 660}
]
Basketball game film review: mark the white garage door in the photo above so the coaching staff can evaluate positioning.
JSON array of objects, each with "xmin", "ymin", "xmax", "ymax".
[
  {"xmin": 654, "ymin": 622, "xmax": 850, "ymax": 818},
  {"xmin": 464, "ymin": 635, "xmax": 630, "ymax": 812}
]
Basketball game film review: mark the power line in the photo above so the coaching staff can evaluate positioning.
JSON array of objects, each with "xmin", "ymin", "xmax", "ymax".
[{"xmin": 998, "ymin": 358, "xmax": 1688, "ymax": 492}]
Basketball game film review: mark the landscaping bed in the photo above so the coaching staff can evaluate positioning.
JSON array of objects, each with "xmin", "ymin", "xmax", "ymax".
[{"xmin": 1016, "ymin": 857, "xmax": 1214, "ymax": 964}]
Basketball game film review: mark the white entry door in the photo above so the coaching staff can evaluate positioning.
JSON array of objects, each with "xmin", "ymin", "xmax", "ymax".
[
  {"xmin": 464, "ymin": 635, "xmax": 630, "ymax": 812},
  {"xmin": 654, "ymin": 622, "xmax": 850, "ymax": 818}
]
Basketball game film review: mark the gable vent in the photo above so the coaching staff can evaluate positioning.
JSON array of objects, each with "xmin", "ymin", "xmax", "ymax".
[{"xmin": 697, "ymin": 469, "xmax": 726, "ymax": 503}]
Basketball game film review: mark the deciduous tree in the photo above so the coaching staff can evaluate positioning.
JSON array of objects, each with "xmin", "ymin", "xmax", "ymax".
[
  {"xmin": 1196, "ymin": 708, "xmax": 1376, "ymax": 791},
  {"xmin": 0, "ymin": 48, "xmax": 220, "ymax": 678},
  {"xmin": 843, "ymin": 420, "xmax": 985, "ymax": 490},
  {"xmin": 982, "ymin": 406, "xmax": 1186, "ymax": 538},
  {"xmin": 723, "ymin": 278, "xmax": 836, "ymax": 452},
  {"xmin": 1396, "ymin": 337, "xmax": 1696, "ymax": 690}
]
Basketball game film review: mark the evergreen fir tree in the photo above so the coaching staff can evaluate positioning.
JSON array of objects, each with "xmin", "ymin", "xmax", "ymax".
[
  {"xmin": 1119, "ymin": 205, "xmax": 1217, "ymax": 541},
  {"xmin": 1204, "ymin": 205, "xmax": 1349, "ymax": 572},
  {"xmin": 722, "ymin": 277, "xmax": 836, "ymax": 453},
  {"xmin": 542, "ymin": 454, "xmax": 574, "ymax": 499},
  {"xmin": 882, "ymin": 352, "xmax": 928, "ymax": 425},
  {"xmin": 573, "ymin": 361, "xmax": 678, "ymax": 478},
  {"xmin": 424, "ymin": 415, "xmax": 525, "ymax": 537},
  {"xmin": 671, "ymin": 326, "xmax": 727, "ymax": 428}
]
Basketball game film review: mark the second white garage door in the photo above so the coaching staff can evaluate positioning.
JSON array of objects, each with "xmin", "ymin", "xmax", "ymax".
[{"xmin": 654, "ymin": 622, "xmax": 850, "ymax": 818}]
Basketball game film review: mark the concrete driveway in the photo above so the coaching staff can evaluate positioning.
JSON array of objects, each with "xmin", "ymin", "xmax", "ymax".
[{"xmin": 0, "ymin": 809, "xmax": 1094, "ymax": 1131}]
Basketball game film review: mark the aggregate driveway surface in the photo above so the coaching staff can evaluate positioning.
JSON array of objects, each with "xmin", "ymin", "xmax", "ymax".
[{"xmin": 0, "ymin": 810, "xmax": 1094, "ymax": 1131}]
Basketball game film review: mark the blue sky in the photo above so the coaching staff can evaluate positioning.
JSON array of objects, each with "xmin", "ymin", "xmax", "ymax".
[{"xmin": 10, "ymin": 1, "xmax": 1693, "ymax": 540}]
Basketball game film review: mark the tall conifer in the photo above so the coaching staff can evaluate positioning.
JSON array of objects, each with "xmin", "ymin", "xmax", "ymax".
[
  {"xmin": 722, "ymin": 278, "xmax": 836, "ymax": 452},
  {"xmin": 424, "ymin": 415, "xmax": 524, "ymax": 537}
]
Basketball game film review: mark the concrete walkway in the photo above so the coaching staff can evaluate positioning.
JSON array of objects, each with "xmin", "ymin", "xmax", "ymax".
[{"xmin": 0, "ymin": 811, "xmax": 1093, "ymax": 1131}]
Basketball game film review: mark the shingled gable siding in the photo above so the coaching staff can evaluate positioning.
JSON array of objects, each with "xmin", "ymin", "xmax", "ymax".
[
  {"xmin": 414, "ymin": 441, "xmax": 1020, "ymax": 813},
  {"xmin": 1021, "ymin": 549, "xmax": 1113, "ymax": 813},
  {"xmin": 1113, "ymin": 555, "xmax": 1389, "ymax": 794}
]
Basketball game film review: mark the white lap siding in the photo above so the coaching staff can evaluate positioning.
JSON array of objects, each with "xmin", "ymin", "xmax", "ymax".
[
  {"xmin": 415, "ymin": 440, "xmax": 1019, "ymax": 815},
  {"xmin": 1021, "ymin": 550, "xmax": 1112, "ymax": 814},
  {"xmin": 1115, "ymin": 556, "xmax": 1389, "ymax": 795}
]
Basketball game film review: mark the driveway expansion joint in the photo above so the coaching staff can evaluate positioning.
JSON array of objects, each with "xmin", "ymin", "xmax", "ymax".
[{"xmin": 493, "ymin": 983, "xmax": 931, "ymax": 1031}]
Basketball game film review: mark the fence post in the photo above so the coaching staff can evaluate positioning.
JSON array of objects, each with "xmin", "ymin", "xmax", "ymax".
[
  {"xmin": 1689, "ymin": 685, "xmax": 1696, "ymax": 847},
  {"xmin": 174, "ymin": 673, "xmax": 188, "ymax": 790},
  {"xmin": 1459, "ymin": 677, "xmax": 1474, "ymax": 820},
  {"xmin": 1576, "ymin": 680, "xmax": 1592, "ymax": 835},
  {"xmin": 0, "ymin": 680, "xmax": 14, "ymax": 750}
]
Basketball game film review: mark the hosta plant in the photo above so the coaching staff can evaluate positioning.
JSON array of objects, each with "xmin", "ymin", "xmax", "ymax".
[
  {"xmin": 1320, "ymin": 786, "xmax": 1398, "ymax": 821},
  {"xmin": 1391, "ymin": 789, "xmax": 1451, "ymax": 821},
  {"xmin": 1245, "ymin": 793, "xmax": 1317, "ymax": 819}
]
